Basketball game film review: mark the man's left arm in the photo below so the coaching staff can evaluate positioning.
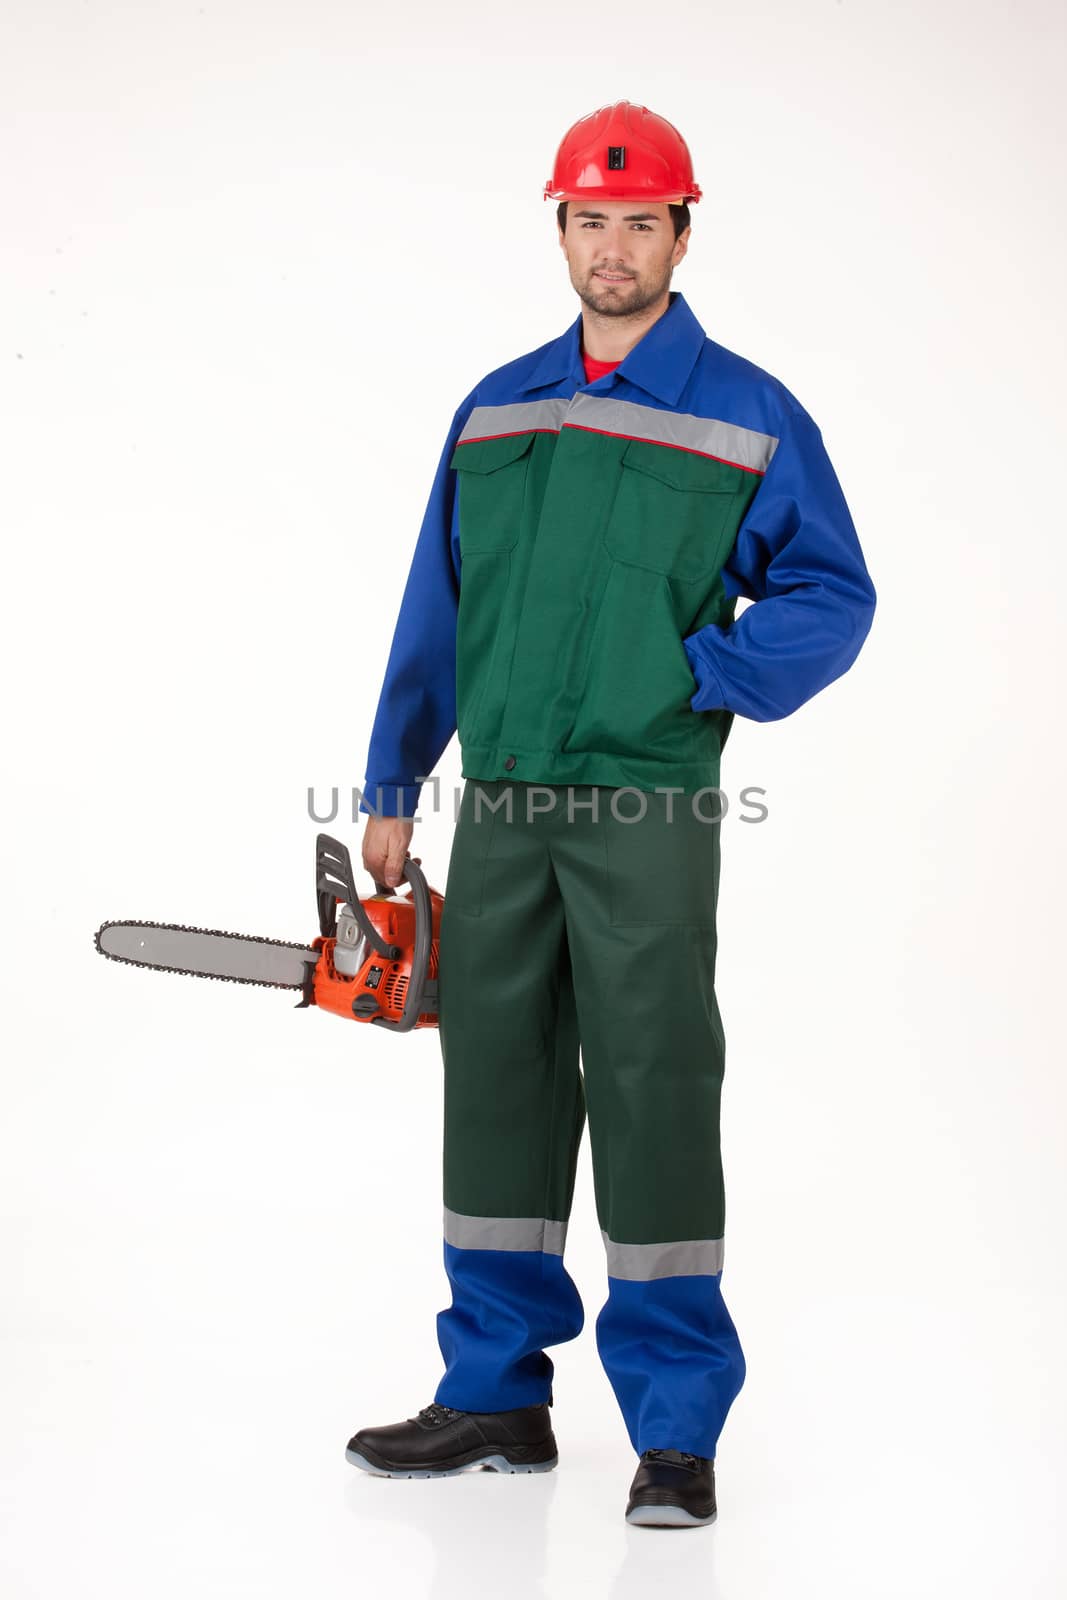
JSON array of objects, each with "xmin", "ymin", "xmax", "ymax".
[{"xmin": 683, "ymin": 406, "xmax": 876, "ymax": 720}]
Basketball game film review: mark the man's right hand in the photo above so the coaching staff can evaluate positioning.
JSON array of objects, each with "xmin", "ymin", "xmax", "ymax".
[{"xmin": 362, "ymin": 814, "xmax": 418, "ymax": 889}]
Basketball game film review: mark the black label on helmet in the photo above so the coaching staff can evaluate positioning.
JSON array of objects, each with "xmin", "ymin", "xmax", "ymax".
[{"xmin": 607, "ymin": 145, "xmax": 626, "ymax": 170}]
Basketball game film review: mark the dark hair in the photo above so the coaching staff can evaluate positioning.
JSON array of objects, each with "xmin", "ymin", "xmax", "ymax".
[{"xmin": 556, "ymin": 199, "xmax": 691, "ymax": 239}]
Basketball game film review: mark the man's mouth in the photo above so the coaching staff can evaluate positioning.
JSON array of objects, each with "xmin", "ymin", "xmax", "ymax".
[{"xmin": 594, "ymin": 270, "xmax": 633, "ymax": 283}]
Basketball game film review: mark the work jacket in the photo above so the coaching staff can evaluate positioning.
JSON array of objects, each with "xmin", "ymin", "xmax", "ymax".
[{"xmin": 360, "ymin": 291, "xmax": 876, "ymax": 818}]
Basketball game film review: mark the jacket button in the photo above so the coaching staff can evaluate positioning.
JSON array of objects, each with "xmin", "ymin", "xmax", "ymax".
[{"xmin": 504, "ymin": 755, "xmax": 516, "ymax": 770}]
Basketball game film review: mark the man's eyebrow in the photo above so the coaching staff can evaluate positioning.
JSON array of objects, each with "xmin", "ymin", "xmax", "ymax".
[{"xmin": 571, "ymin": 209, "xmax": 662, "ymax": 222}]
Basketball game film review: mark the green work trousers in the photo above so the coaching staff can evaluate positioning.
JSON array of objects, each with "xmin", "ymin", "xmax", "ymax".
[{"xmin": 432, "ymin": 779, "xmax": 746, "ymax": 1459}]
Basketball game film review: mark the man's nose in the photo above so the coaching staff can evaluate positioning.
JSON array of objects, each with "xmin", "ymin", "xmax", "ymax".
[{"xmin": 597, "ymin": 231, "xmax": 632, "ymax": 263}]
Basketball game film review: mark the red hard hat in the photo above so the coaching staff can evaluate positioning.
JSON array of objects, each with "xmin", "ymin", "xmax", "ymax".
[{"xmin": 544, "ymin": 100, "xmax": 702, "ymax": 205}]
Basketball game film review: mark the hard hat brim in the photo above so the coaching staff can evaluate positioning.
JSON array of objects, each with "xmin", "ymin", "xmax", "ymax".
[{"xmin": 544, "ymin": 183, "xmax": 702, "ymax": 204}]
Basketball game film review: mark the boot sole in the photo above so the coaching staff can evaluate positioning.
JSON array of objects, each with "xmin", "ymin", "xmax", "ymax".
[
  {"xmin": 626, "ymin": 1503, "xmax": 717, "ymax": 1527},
  {"xmin": 346, "ymin": 1447, "xmax": 558, "ymax": 1478}
]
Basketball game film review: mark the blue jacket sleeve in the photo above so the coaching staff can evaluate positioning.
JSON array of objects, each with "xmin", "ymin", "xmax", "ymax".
[
  {"xmin": 682, "ymin": 405, "xmax": 876, "ymax": 721},
  {"xmin": 359, "ymin": 396, "xmax": 473, "ymax": 818}
]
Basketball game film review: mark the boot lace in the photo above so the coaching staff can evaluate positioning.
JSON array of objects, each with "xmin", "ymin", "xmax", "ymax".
[
  {"xmin": 645, "ymin": 1447, "xmax": 700, "ymax": 1469},
  {"xmin": 417, "ymin": 1403, "xmax": 460, "ymax": 1427}
]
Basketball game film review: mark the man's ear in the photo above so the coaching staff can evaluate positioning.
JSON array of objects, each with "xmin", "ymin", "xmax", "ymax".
[{"xmin": 672, "ymin": 225, "xmax": 691, "ymax": 265}]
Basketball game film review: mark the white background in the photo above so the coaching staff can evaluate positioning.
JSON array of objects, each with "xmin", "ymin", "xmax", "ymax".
[{"xmin": 2, "ymin": 1, "xmax": 1065, "ymax": 1595}]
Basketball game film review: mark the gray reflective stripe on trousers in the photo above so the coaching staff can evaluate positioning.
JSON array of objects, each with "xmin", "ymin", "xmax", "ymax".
[
  {"xmin": 563, "ymin": 393, "xmax": 779, "ymax": 475},
  {"xmin": 601, "ymin": 1231, "xmax": 725, "ymax": 1280},
  {"xmin": 456, "ymin": 399, "xmax": 571, "ymax": 444},
  {"xmin": 444, "ymin": 1206, "xmax": 567, "ymax": 1256}
]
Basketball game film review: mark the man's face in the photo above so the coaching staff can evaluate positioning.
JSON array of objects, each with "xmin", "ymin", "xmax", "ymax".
[{"xmin": 558, "ymin": 200, "xmax": 689, "ymax": 317}]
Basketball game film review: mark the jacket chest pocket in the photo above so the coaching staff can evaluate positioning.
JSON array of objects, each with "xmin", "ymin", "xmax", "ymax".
[
  {"xmin": 604, "ymin": 439, "xmax": 740, "ymax": 583},
  {"xmin": 451, "ymin": 432, "xmax": 536, "ymax": 554}
]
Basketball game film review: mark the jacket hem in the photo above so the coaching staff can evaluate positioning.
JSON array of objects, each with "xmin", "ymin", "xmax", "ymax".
[{"xmin": 459, "ymin": 745, "xmax": 722, "ymax": 794}]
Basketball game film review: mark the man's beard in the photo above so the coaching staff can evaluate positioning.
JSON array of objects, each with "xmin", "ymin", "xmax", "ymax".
[{"xmin": 574, "ymin": 260, "xmax": 673, "ymax": 318}]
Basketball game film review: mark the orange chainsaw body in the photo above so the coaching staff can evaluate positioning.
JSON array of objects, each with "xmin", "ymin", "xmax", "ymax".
[{"xmin": 311, "ymin": 887, "xmax": 443, "ymax": 1028}]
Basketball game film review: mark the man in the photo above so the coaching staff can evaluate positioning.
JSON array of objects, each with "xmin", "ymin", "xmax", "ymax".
[{"xmin": 345, "ymin": 100, "xmax": 876, "ymax": 1528}]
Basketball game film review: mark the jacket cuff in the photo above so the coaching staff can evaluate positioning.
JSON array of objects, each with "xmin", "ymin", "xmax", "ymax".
[
  {"xmin": 682, "ymin": 634, "xmax": 729, "ymax": 713},
  {"xmin": 358, "ymin": 781, "xmax": 422, "ymax": 820}
]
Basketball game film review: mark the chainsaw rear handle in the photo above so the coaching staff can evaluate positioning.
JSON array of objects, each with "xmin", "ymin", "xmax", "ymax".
[
  {"xmin": 379, "ymin": 855, "xmax": 436, "ymax": 1032},
  {"xmin": 314, "ymin": 833, "xmax": 435, "ymax": 1033}
]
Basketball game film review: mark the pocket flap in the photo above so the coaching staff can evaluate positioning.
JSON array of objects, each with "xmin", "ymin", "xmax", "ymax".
[
  {"xmin": 620, "ymin": 438, "xmax": 739, "ymax": 495},
  {"xmin": 451, "ymin": 431, "xmax": 537, "ymax": 475}
]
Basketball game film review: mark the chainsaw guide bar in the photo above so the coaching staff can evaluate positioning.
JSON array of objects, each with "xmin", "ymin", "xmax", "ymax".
[{"xmin": 94, "ymin": 919, "xmax": 320, "ymax": 991}]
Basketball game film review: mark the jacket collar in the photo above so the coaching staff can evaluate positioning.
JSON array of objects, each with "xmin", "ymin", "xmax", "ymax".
[{"xmin": 517, "ymin": 290, "xmax": 706, "ymax": 408}]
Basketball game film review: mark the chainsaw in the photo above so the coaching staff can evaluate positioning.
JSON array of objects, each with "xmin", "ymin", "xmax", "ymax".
[{"xmin": 95, "ymin": 833, "xmax": 442, "ymax": 1031}]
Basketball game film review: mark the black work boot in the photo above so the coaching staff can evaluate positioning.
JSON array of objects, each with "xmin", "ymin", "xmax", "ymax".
[
  {"xmin": 345, "ymin": 1399, "xmax": 558, "ymax": 1478},
  {"xmin": 625, "ymin": 1448, "xmax": 717, "ymax": 1527}
]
